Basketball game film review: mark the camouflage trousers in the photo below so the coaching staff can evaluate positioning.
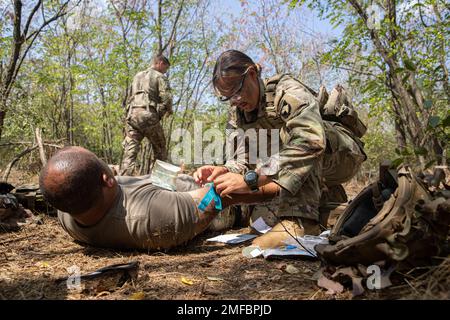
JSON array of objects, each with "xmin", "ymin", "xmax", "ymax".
[
  {"xmin": 251, "ymin": 123, "xmax": 366, "ymax": 228},
  {"xmin": 250, "ymin": 169, "xmax": 322, "ymax": 228},
  {"xmin": 120, "ymin": 109, "xmax": 168, "ymax": 176},
  {"xmin": 322, "ymin": 121, "xmax": 367, "ymax": 187}
]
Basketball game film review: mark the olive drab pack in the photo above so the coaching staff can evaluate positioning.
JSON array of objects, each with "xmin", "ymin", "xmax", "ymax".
[
  {"xmin": 125, "ymin": 68, "xmax": 161, "ymax": 130},
  {"xmin": 0, "ymin": 182, "xmax": 16, "ymax": 221},
  {"xmin": 0, "ymin": 182, "xmax": 31, "ymax": 231},
  {"xmin": 318, "ymin": 85, "xmax": 367, "ymax": 138},
  {"xmin": 0, "ymin": 194, "xmax": 20, "ymax": 222},
  {"xmin": 12, "ymin": 184, "xmax": 55, "ymax": 215},
  {"xmin": 315, "ymin": 162, "xmax": 450, "ymax": 270},
  {"xmin": 264, "ymin": 75, "xmax": 367, "ymax": 139},
  {"xmin": 129, "ymin": 69, "xmax": 156, "ymax": 110}
]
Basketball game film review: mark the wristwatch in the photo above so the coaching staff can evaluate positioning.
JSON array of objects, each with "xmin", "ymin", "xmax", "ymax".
[{"xmin": 244, "ymin": 170, "xmax": 259, "ymax": 192}]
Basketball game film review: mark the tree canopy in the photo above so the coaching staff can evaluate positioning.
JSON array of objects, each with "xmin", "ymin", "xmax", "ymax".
[{"xmin": 0, "ymin": 0, "xmax": 448, "ymax": 178}]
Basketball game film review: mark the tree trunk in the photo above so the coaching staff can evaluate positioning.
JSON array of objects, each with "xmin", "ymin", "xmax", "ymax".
[
  {"xmin": 99, "ymin": 86, "xmax": 113, "ymax": 164},
  {"xmin": 35, "ymin": 127, "xmax": 47, "ymax": 167},
  {"xmin": 0, "ymin": 109, "xmax": 5, "ymax": 141},
  {"xmin": 393, "ymin": 117, "xmax": 407, "ymax": 153},
  {"xmin": 431, "ymin": 3, "xmax": 450, "ymax": 105},
  {"xmin": 0, "ymin": 0, "xmax": 69, "ymax": 142}
]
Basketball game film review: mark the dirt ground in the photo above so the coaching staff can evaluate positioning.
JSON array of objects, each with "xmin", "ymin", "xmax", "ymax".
[
  {"xmin": 0, "ymin": 216, "xmax": 409, "ymax": 300},
  {"xmin": 0, "ymin": 175, "xmax": 448, "ymax": 300}
]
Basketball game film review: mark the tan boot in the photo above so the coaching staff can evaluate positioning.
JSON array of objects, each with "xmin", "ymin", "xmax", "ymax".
[
  {"xmin": 301, "ymin": 218, "xmax": 321, "ymax": 236},
  {"xmin": 251, "ymin": 219, "xmax": 304, "ymax": 250},
  {"xmin": 251, "ymin": 217, "xmax": 321, "ymax": 249}
]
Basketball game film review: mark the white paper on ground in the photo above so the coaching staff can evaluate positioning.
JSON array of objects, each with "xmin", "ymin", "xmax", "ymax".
[
  {"xmin": 242, "ymin": 246, "xmax": 263, "ymax": 258},
  {"xmin": 250, "ymin": 247, "xmax": 263, "ymax": 257},
  {"xmin": 283, "ymin": 235, "xmax": 329, "ymax": 253},
  {"xmin": 262, "ymin": 247, "xmax": 316, "ymax": 258},
  {"xmin": 319, "ymin": 230, "xmax": 331, "ymax": 237},
  {"xmin": 250, "ymin": 217, "xmax": 272, "ymax": 234},
  {"xmin": 206, "ymin": 234, "xmax": 257, "ymax": 244}
]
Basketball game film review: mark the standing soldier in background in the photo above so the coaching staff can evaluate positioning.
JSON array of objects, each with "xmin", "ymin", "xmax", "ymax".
[{"xmin": 120, "ymin": 54, "xmax": 173, "ymax": 176}]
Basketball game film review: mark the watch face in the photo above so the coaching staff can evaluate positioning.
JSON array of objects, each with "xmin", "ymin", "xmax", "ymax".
[{"xmin": 246, "ymin": 171, "xmax": 257, "ymax": 183}]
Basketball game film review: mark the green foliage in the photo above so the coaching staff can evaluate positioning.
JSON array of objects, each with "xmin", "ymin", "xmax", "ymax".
[
  {"xmin": 291, "ymin": 0, "xmax": 449, "ymax": 167},
  {"xmin": 1, "ymin": 0, "xmax": 448, "ymax": 176},
  {"xmin": 1, "ymin": 0, "xmax": 224, "ymax": 170},
  {"xmin": 361, "ymin": 121, "xmax": 397, "ymax": 173}
]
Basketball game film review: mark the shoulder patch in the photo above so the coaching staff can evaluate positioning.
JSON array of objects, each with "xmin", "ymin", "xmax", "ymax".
[
  {"xmin": 277, "ymin": 92, "xmax": 308, "ymax": 121},
  {"xmin": 279, "ymin": 103, "xmax": 292, "ymax": 121},
  {"xmin": 283, "ymin": 93, "xmax": 304, "ymax": 110}
]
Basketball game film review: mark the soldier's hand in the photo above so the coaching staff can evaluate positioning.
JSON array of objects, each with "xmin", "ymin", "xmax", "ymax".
[
  {"xmin": 193, "ymin": 165, "xmax": 228, "ymax": 185},
  {"xmin": 213, "ymin": 172, "xmax": 250, "ymax": 197}
]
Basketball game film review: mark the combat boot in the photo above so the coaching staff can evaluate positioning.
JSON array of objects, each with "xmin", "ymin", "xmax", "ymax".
[{"xmin": 251, "ymin": 217, "xmax": 320, "ymax": 249}]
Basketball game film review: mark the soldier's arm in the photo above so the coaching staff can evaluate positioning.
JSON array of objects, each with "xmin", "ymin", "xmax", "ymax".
[
  {"xmin": 157, "ymin": 75, "xmax": 173, "ymax": 117},
  {"xmin": 223, "ymin": 108, "xmax": 250, "ymax": 174},
  {"xmin": 268, "ymin": 81, "xmax": 326, "ymax": 195}
]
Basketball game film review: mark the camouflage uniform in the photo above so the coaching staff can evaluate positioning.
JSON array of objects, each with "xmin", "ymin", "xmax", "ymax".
[
  {"xmin": 224, "ymin": 74, "xmax": 366, "ymax": 224},
  {"xmin": 120, "ymin": 67, "xmax": 173, "ymax": 175}
]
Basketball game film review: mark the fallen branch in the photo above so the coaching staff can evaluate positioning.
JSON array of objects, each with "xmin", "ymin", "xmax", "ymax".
[
  {"xmin": 1, "ymin": 145, "xmax": 38, "ymax": 182},
  {"xmin": 1, "ymin": 139, "xmax": 64, "ymax": 181},
  {"xmin": 0, "ymin": 141, "xmax": 64, "ymax": 149},
  {"xmin": 0, "ymin": 233, "xmax": 40, "ymax": 246}
]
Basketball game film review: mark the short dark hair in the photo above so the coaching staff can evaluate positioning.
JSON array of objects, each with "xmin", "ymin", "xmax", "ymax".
[
  {"xmin": 153, "ymin": 53, "xmax": 170, "ymax": 67},
  {"xmin": 212, "ymin": 50, "xmax": 257, "ymax": 89},
  {"xmin": 39, "ymin": 147, "xmax": 107, "ymax": 215}
]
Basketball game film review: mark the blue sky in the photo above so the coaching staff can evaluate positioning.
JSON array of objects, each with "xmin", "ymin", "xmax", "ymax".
[{"xmin": 216, "ymin": 0, "xmax": 344, "ymax": 38}]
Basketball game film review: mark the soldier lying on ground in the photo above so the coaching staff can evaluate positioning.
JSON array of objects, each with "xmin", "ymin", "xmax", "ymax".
[{"xmin": 39, "ymin": 146, "xmax": 279, "ymax": 250}]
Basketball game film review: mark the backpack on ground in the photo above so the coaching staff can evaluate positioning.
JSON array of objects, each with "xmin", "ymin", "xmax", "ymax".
[{"xmin": 315, "ymin": 162, "xmax": 450, "ymax": 270}]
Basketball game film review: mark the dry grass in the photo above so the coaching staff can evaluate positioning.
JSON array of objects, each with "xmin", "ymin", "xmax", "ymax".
[
  {"xmin": 0, "ymin": 217, "xmax": 323, "ymax": 300},
  {"xmin": 404, "ymin": 258, "xmax": 450, "ymax": 300},
  {"xmin": 1, "ymin": 173, "xmax": 448, "ymax": 300},
  {"xmin": 2, "ymin": 216, "xmax": 448, "ymax": 300}
]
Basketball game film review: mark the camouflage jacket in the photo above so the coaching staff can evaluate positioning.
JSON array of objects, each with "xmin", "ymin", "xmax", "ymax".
[
  {"xmin": 224, "ymin": 74, "xmax": 326, "ymax": 196},
  {"xmin": 129, "ymin": 67, "xmax": 173, "ymax": 117}
]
